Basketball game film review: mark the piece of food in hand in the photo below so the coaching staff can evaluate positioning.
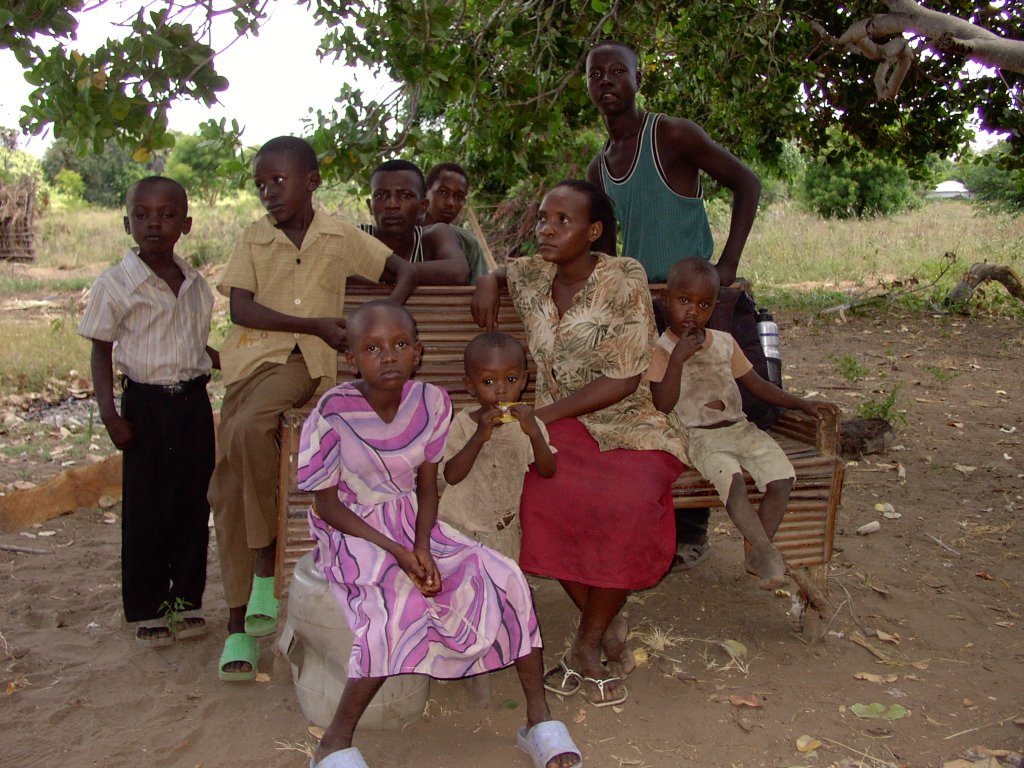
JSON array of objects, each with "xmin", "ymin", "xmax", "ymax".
[{"xmin": 497, "ymin": 401, "xmax": 526, "ymax": 423}]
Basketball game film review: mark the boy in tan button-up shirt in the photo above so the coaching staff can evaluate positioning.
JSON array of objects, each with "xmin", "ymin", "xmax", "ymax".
[{"xmin": 208, "ymin": 136, "xmax": 416, "ymax": 681}]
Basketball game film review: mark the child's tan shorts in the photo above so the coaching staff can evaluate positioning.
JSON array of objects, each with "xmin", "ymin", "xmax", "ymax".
[{"xmin": 685, "ymin": 420, "xmax": 795, "ymax": 506}]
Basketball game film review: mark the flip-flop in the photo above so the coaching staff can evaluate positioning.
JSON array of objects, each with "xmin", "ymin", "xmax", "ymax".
[
  {"xmin": 244, "ymin": 575, "xmax": 278, "ymax": 637},
  {"xmin": 310, "ymin": 747, "xmax": 370, "ymax": 768},
  {"xmin": 171, "ymin": 611, "xmax": 207, "ymax": 641},
  {"xmin": 516, "ymin": 720, "xmax": 582, "ymax": 768},
  {"xmin": 135, "ymin": 620, "xmax": 173, "ymax": 648},
  {"xmin": 582, "ymin": 673, "xmax": 628, "ymax": 708},
  {"xmin": 542, "ymin": 651, "xmax": 582, "ymax": 696},
  {"xmin": 670, "ymin": 540, "xmax": 713, "ymax": 572},
  {"xmin": 218, "ymin": 632, "xmax": 259, "ymax": 682}
]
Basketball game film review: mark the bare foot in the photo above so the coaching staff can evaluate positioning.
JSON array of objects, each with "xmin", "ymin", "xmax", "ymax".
[
  {"xmin": 745, "ymin": 543, "xmax": 787, "ymax": 590},
  {"xmin": 601, "ymin": 615, "xmax": 635, "ymax": 675},
  {"xmin": 570, "ymin": 647, "xmax": 627, "ymax": 708}
]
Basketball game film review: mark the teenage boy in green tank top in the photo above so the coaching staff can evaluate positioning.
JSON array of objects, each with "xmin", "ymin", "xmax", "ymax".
[{"xmin": 585, "ymin": 40, "xmax": 763, "ymax": 572}]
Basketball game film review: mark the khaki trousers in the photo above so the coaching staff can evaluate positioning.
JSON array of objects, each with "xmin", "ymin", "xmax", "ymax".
[{"xmin": 209, "ymin": 354, "xmax": 319, "ymax": 608}]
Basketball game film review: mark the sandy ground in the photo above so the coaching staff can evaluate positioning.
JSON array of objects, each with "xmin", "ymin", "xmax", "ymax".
[{"xmin": 2, "ymin": 307, "xmax": 1023, "ymax": 768}]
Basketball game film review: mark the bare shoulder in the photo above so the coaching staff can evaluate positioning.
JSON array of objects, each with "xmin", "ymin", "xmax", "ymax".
[
  {"xmin": 421, "ymin": 222, "xmax": 462, "ymax": 256},
  {"xmin": 586, "ymin": 154, "xmax": 603, "ymax": 185},
  {"xmin": 655, "ymin": 114, "xmax": 716, "ymax": 155}
]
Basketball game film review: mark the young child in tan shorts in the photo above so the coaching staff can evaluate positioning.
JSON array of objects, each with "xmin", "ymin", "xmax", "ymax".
[{"xmin": 647, "ymin": 258, "xmax": 840, "ymax": 589}]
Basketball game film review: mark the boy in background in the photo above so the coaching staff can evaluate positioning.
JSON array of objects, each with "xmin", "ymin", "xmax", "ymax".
[
  {"xmin": 209, "ymin": 136, "xmax": 416, "ymax": 681},
  {"xmin": 79, "ymin": 176, "xmax": 217, "ymax": 646},
  {"xmin": 363, "ymin": 159, "xmax": 471, "ymax": 285},
  {"xmin": 423, "ymin": 162, "xmax": 491, "ymax": 284},
  {"xmin": 647, "ymin": 258, "xmax": 839, "ymax": 589}
]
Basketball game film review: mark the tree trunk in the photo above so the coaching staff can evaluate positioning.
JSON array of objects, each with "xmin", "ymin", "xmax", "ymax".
[{"xmin": 946, "ymin": 263, "xmax": 1024, "ymax": 310}]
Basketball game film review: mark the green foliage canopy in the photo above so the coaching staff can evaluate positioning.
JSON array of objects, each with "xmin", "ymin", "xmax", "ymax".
[{"xmin": 3, "ymin": 1, "xmax": 1021, "ymax": 197}]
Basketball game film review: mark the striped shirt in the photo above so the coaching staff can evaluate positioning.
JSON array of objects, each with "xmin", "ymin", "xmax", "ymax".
[{"xmin": 78, "ymin": 248, "xmax": 214, "ymax": 385}]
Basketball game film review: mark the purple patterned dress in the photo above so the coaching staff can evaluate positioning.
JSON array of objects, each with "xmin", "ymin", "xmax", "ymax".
[{"xmin": 297, "ymin": 380, "xmax": 541, "ymax": 679}]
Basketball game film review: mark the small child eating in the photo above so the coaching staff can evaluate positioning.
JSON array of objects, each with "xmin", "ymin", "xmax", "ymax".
[{"xmin": 439, "ymin": 331, "xmax": 555, "ymax": 561}]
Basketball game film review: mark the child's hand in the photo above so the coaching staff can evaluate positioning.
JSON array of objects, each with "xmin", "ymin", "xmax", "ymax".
[
  {"xmin": 510, "ymin": 404, "xmax": 542, "ymax": 438},
  {"xmin": 317, "ymin": 318, "xmax": 348, "ymax": 351},
  {"xmin": 673, "ymin": 327, "xmax": 703, "ymax": 362},
  {"xmin": 799, "ymin": 399, "xmax": 841, "ymax": 422},
  {"xmin": 102, "ymin": 413, "xmax": 135, "ymax": 450},
  {"xmin": 412, "ymin": 545, "xmax": 442, "ymax": 596},
  {"xmin": 473, "ymin": 405, "xmax": 503, "ymax": 442}
]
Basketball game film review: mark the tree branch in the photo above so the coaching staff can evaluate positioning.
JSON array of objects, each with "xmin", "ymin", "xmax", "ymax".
[{"xmin": 813, "ymin": 0, "xmax": 1024, "ymax": 101}]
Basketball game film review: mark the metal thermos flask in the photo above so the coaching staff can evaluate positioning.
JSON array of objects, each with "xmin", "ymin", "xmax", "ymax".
[{"xmin": 756, "ymin": 308, "xmax": 783, "ymax": 388}]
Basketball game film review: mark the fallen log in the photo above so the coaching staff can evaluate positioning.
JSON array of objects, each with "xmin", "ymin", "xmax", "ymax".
[
  {"xmin": 0, "ymin": 454, "xmax": 121, "ymax": 533},
  {"xmin": 946, "ymin": 263, "xmax": 1024, "ymax": 310}
]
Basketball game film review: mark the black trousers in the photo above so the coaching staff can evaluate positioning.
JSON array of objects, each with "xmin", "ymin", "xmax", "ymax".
[{"xmin": 120, "ymin": 379, "xmax": 214, "ymax": 623}]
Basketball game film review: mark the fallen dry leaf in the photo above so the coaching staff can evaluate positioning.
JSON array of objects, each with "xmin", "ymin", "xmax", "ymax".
[
  {"xmin": 796, "ymin": 734, "xmax": 822, "ymax": 753},
  {"xmin": 854, "ymin": 672, "xmax": 897, "ymax": 683},
  {"xmin": 953, "ymin": 463, "xmax": 976, "ymax": 474},
  {"xmin": 875, "ymin": 629, "xmax": 900, "ymax": 645},
  {"xmin": 572, "ymin": 708, "xmax": 587, "ymax": 724},
  {"xmin": 306, "ymin": 726, "xmax": 325, "ymax": 739},
  {"xmin": 976, "ymin": 571, "xmax": 994, "ymax": 581},
  {"xmin": 728, "ymin": 693, "xmax": 764, "ymax": 708}
]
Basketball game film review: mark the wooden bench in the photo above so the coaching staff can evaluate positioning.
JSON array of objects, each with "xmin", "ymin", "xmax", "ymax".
[{"xmin": 275, "ymin": 285, "xmax": 844, "ymax": 626}]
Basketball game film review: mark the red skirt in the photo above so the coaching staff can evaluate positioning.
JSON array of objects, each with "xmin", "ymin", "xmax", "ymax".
[{"xmin": 519, "ymin": 417, "xmax": 684, "ymax": 590}]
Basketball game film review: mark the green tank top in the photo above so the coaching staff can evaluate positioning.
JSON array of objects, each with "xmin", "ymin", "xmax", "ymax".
[{"xmin": 599, "ymin": 112, "xmax": 714, "ymax": 282}]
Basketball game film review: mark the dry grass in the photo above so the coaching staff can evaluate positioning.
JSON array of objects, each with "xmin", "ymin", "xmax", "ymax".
[{"xmin": 0, "ymin": 314, "xmax": 91, "ymax": 394}]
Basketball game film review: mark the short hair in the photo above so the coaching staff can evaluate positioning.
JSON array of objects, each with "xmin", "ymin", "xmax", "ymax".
[
  {"xmin": 667, "ymin": 257, "xmax": 720, "ymax": 296},
  {"xmin": 371, "ymin": 159, "xmax": 426, "ymax": 196},
  {"xmin": 464, "ymin": 332, "xmax": 526, "ymax": 375},
  {"xmin": 254, "ymin": 136, "xmax": 319, "ymax": 172},
  {"xmin": 125, "ymin": 176, "xmax": 188, "ymax": 213},
  {"xmin": 346, "ymin": 300, "xmax": 419, "ymax": 345},
  {"xmin": 588, "ymin": 40, "xmax": 639, "ymax": 69},
  {"xmin": 549, "ymin": 179, "xmax": 617, "ymax": 249},
  {"xmin": 425, "ymin": 162, "xmax": 468, "ymax": 191}
]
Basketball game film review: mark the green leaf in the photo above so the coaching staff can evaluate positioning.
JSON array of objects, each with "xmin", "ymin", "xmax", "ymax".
[{"xmin": 850, "ymin": 703, "xmax": 909, "ymax": 720}]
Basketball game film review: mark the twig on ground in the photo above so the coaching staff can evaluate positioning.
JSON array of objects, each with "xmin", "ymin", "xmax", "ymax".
[
  {"xmin": 944, "ymin": 710, "xmax": 1024, "ymax": 740},
  {"xmin": 925, "ymin": 533, "xmax": 960, "ymax": 556},
  {"xmin": 817, "ymin": 735, "xmax": 899, "ymax": 768},
  {"xmin": 0, "ymin": 543, "xmax": 48, "ymax": 555}
]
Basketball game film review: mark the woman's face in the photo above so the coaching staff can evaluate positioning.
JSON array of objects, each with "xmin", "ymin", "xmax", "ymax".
[{"xmin": 535, "ymin": 186, "xmax": 601, "ymax": 266}]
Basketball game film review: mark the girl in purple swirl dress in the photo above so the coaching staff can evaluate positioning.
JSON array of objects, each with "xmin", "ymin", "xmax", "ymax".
[{"xmin": 296, "ymin": 300, "xmax": 581, "ymax": 768}]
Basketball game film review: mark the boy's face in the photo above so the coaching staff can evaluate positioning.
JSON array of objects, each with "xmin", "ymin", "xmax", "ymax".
[
  {"xmin": 464, "ymin": 346, "xmax": 527, "ymax": 407},
  {"xmin": 665, "ymin": 271, "xmax": 719, "ymax": 335},
  {"xmin": 345, "ymin": 307, "xmax": 422, "ymax": 393},
  {"xmin": 586, "ymin": 44, "xmax": 641, "ymax": 117},
  {"xmin": 123, "ymin": 182, "xmax": 191, "ymax": 259},
  {"xmin": 252, "ymin": 150, "xmax": 320, "ymax": 229},
  {"xmin": 425, "ymin": 171, "xmax": 468, "ymax": 224},
  {"xmin": 368, "ymin": 170, "xmax": 428, "ymax": 237}
]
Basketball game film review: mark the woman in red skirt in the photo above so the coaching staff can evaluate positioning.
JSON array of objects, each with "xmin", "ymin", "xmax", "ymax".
[{"xmin": 472, "ymin": 180, "xmax": 686, "ymax": 708}]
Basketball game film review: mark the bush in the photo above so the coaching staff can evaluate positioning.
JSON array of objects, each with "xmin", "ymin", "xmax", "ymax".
[
  {"xmin": 958, "ymin": 142, "xmax": 1024, "ymax": 212},
  {"xmin": 802, "ymin": 152, "xmax": 921, "ymax": 219}
]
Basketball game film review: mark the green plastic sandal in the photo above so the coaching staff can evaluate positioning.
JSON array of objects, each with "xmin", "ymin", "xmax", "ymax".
[
  {"xmin": 244, "ymin": 575, "xmax": 278, "ymax": 637},
  {"xmin": 218, "ymin": 632, "xmax": 259, "ymax": 682}
]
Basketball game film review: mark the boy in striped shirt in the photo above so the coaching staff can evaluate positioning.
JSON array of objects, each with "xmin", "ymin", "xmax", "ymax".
[{"xmin": 79, "ymin": 176, "xmax": 219, "ymax": 647}]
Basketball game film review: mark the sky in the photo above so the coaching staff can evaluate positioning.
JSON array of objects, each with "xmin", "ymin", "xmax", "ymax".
[{"xmin": 0, "ymin": 1, "xmax": 390, "ymax": 157}]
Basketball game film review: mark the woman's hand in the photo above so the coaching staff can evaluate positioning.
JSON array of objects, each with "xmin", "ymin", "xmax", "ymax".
[{"xmin": 471, "ymin": 273, "xmax": 501, "ymax": 329}]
